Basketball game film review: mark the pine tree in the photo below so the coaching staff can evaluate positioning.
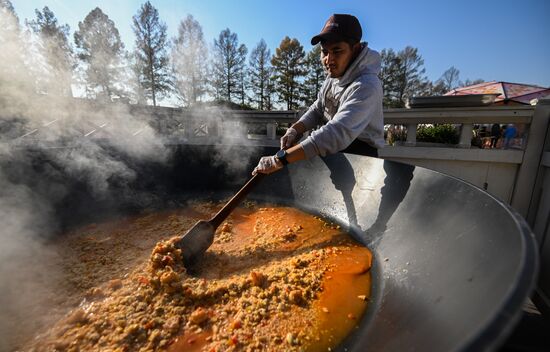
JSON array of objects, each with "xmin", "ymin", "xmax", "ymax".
[
  {"xmin": 396, "ymin": 46, "xmax": 428, "ymax": 106},
  {"xmin": 132, "ymin": 1, "xmax": 171, "ymax": 106},
  {"xmin": 271, "ymin": 36, "xmax": 306, "ymax": 110},
  {"xmin": 248, "ymin": 39, "xmax": 271, "ymax": 110},
  {"xmin": 264, "ymin": 75, "xmax": 276, "ymax": 110},
  {"xmin": 302, "ymin": 45, "xmax": 325, "ymax": 106},
  {"xmin": 171, "ymin": 15, "xmax": 209, "ymax": 106},
  {"xmin": 379, "ymin": 48, "xmax": 402, "ymax": 107},
  {"xmin": 0, "ymin": 0, "xmax": 35, "ymax": 99},
  {"xmin": 237, "ymin": 61, "xmax": 248, "ymax": 107},
  {"xmin": 211, "ymin": 28, "xmax": 247, "ymax": 104},
  {"xmin": 74, "ymin": 7, "xmax": 127, "ymax": 101},
  {"xmin": 128, "ymin": 56, "xmax": 144, "ymax": 104},
  {"xmin": 379, "ymin": 46, "xmax": 428, "ymax": 108},
  {"xmin": 27, "ymin": 6, "xmax": 73, "ymax": 96}
]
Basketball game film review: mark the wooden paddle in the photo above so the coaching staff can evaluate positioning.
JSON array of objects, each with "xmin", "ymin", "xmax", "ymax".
[{"xmin": 175, "ymin": 173, "xmax": 266, "ymax": 266}]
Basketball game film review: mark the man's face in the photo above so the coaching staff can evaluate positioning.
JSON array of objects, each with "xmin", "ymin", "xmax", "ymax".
[{"xmin": 321, "ymin": 41, "xmax": 358, "ymax": 78}]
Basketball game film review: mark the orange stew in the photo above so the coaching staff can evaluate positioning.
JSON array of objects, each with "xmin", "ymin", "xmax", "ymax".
[{"xmin": 25, "ymin": 202, "xmax": 372, "ymax": 352}]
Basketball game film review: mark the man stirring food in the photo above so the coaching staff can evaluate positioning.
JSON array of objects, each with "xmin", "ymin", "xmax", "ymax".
[{"xmin": 253, "ymin": 14, "xmax": 384, "ymax": 175}]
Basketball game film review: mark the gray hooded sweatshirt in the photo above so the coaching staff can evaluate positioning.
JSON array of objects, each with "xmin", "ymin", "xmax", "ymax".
[{"xmin": 298, "ymin": 43, "xmax": 384, "ymax": 158}]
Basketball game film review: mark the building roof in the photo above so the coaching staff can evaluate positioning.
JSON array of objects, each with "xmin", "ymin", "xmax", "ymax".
[{"xmin": 445, "ymin": 81, "xmax": 550, "ymax": 105}]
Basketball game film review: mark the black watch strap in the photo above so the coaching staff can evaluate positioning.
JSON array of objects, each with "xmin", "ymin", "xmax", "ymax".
[{"xmin": 276, "ymin": 150, "xmax": 289, "ymax": 165}]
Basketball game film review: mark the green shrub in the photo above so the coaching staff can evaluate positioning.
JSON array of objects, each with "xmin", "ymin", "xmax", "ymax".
[{"xmin": 417, "ymin": 124, "xmax": 459, "ymax": 144}]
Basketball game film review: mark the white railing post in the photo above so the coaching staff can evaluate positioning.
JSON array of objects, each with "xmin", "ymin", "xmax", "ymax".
[
  {"xmin": 459, "ymin": 123, "xmax": 473, "ymax": 148},
  {"xmin": 267, "ymin": 122, "xmax": 276, "ymax": 140},
  {"xmin": 513, "ymin": 100, "xmax": 550, "ymax": 220},
  {"xmin": 405, "ymin": 123, "xmax": 417, "ymax": 146}
]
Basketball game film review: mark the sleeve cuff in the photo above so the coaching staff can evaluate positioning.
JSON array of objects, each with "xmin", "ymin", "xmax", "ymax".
[{"xmin": 300, "ymin": 137, "xmax": 320, "ymax": 159}]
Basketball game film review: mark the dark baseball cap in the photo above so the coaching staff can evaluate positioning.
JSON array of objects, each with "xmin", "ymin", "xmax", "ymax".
[{"xmin": 311, "ymin": 14, "xmax": 362, "ymax": 45}]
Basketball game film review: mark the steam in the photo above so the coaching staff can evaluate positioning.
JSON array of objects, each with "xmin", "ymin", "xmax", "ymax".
[
  {"xmin": 0, "ymin": 5, "xmax": 271, "ymax": 349},
  {"xmin": 185, "ymin": 106, "xmax": 270, "ymax": 179},
  {"xmin": 169, "ymin": 14, "xmax": 267, "ymax": 179},
  {"xmin": 0, "ymin": 7, "xmax": 170, "ymax": 350},
  {"xmin": 0, "ymin": 172, "xmax": 63, "ymax": 351}
]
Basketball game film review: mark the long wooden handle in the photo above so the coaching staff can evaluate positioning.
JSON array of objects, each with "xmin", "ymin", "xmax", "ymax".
[{"xmin": 209, "ymin": 173, "xmax": 266, "ymax": 229}]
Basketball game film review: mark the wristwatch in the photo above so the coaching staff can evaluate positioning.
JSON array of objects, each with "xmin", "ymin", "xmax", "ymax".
[{"xmin": 276, "ymin": 149, "xmax": 289, "ymax": 165}]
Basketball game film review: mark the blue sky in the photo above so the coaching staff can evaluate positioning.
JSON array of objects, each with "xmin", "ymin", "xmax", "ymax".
[{"xmin": 10, "ymin": 0, "xmax": 550, "ymax": 87}]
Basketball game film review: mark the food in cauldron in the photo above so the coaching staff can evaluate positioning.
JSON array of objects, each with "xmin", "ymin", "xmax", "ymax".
[{"xmin": 24, "ymin": 202, "xmax": 372, "ymax": 352}]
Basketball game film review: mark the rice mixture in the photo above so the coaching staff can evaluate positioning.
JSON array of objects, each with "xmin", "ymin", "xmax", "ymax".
[{"xmin": 24, "ymin": 202, "xmax": 372, "ymax": 352}]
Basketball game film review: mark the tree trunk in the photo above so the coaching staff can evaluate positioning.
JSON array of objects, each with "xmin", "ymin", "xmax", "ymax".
[
  {"xmin": 146, "ymin": 23, "xmax": 157, "ymax": 107},
  {"xmin": 149, "ymin": 50, "xmax": 156, "ymax": 106}
]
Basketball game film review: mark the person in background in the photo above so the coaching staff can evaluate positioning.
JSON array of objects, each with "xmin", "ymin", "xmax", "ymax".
[
  {"xmin": 253, "ymin": 14, "xmax": 384, "ymax": 175},
  {"xmin": 503, "ymin": 124, "xmax": 517, "ymax": 149},
  {"xmin": 490, "ymin": 123, "xmax": 501, "ymax": 149},
  {"xmin": 472, "ymin": 125, "xmax": 482, "ymax": 148}
]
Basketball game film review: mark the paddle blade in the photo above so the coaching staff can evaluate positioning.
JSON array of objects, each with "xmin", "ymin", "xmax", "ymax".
[{"xmin": 175, "ymin": 220, "xmax": 215, "ymax": 266}]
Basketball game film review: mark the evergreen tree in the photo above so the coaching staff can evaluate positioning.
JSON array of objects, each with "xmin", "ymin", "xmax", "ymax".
[
  {"xmin": 379, "ymin": 48, "xmax": 402, "ymax": 107},
  {"xmin": 171, "ymin": 14, "xmax": 209, "ymax": 106},
  {"xmin": 127, "ymin": 53, "xmax": 147, "ymax": 104},
  {"xmin": 396, "ymin": 46, "xmax": 428, "ymax": 107},
  {"xmin": 74, "ymin": 7, "xmax": 127, "ymax": 101},
  {"xmin": 237, "ymin": 63, "xmax": 248, "ymax": 107},
  {"xmin": 211, "ymin": 28, "xmax": 247, "ymax": 104},
  {"xmin": 379, "ymin": 46, "xmax": 428, "ymax": 108},
  {"xmin": 0, "ymin": 0, "xmax": 21, "ymax": 75},
  {"xmin": 302, "ymin": 44, "xmax": 325, "ymax": 106},
  {"xmin": 0, "ymin": 0, "xmax": 34, "ymax": 98},
  {"xmin": 248, "ymin": 39, "xmax": 271, "ymax": 110},
  {"xmin": 271, "ymin": 36, "xmax": 306, "ymax": 110},
  {"xmin": 264, "ymin": 75, "xmax": 277, "ymax": 110},
  {"xmin": 132, "ymin": 1, "xmax": 171, "ymax": 106},
  {"xmin": 0, "ymin": 0, "xmax": 14, "ymax": 14},
  {"xmin": 237, "ymin": 45, "xmax": 248, "ymax": 107},
  {"xmin": 27, "ymin": 6, "xmax": 73, "ymax": 96}
]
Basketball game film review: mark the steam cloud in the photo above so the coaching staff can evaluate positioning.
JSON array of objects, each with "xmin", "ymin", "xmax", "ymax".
[
  {"xmin": 0, "ymin": 5, "xmax": 271, "ymax": 349},
  {"xmin": 0, "ymin": 7, "xmax": 171, "ymax": 350}
]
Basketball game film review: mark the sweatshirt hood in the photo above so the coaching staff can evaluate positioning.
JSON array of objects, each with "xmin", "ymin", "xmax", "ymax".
[{"xmin": 337, "ymin": 43, "xmax": 381, "ymax": 87}]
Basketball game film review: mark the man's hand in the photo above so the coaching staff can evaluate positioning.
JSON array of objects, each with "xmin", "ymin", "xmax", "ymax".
[
  {"xmin": 252, "ymin": 155, "xmax": 283, "ymax": 175},
  {"xmin": 280, "ymin": 127, "xmax": 299, "ymax": 150}
]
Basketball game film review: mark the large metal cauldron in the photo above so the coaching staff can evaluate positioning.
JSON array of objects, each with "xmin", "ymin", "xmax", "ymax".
[
  {"xmin": 249, "ymin": 151, "xmax": 539, "ymax": 352},
  {"xmin": 45, "ymin": 145, "xmax": 539, "ymax": 352}
]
